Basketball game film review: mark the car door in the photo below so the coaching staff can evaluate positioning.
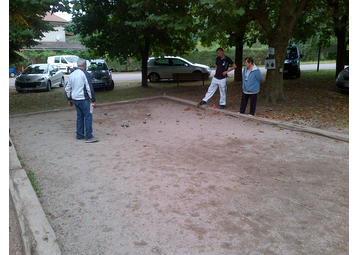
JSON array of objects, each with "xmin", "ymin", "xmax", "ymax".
[
  {"xmin": 154, "ymin": 58, "xmax": 171, "ymax": 79},
  {"xmin": 171, "ymin": 59, "xmax": 193, "ymax": 74},
  {"xmin": 48, "ymin": 65, "xmax": 57, "ymax": 85},
  {"xmin": 53, "ymin": 65, "xmax": 62, "ymax": 86}
]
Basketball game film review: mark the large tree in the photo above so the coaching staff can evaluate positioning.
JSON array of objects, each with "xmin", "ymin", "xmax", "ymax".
[
  {"xmin": 9, "ymin": 0, "xmax": 69, "ymax": 64},
  {"xmin": 242, "ymin": 0, "xmax": 310, "ymax": 102},
  {"xmin": 290, "ymin": 0, "xmax": 349, "ymax": 77},
  {"xmin": 196, "ymin": 0, "xmax": 247, "ymax": 81},
  {"xmin": 71, "ymin": 0, "xmax": 199, "ymax": 87}
]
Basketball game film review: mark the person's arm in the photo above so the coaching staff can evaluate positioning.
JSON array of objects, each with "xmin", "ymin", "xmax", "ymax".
[
  {"xmin": 65, "ymin": 77, "xmax": 73, "ymax": 106},
  {"xmin": 223, "ymin": 63, "xmax": 237, "ymax": 76}
]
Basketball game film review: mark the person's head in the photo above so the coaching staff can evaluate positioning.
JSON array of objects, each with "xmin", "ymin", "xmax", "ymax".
[
  {"xmin": 77, "ymin": 58, "xmax": 86, "ymax": 69},
  {"xmin": 216, "ymin": 48, "xmax": 225, "ymax": 58},
  {"xmin": 244, "ymin": 57, "xmax": 254, "ymax": 68}
]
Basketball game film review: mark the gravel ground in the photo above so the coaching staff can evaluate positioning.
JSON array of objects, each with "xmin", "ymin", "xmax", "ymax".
[{"xmin": 9, "ymin": 98, "xmax": 349, "ymax": 254}]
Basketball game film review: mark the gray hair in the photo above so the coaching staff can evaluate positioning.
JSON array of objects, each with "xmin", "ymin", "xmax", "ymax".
[{"xmin": 77, "ymin": 58, "xmax": 86, "ymax": 67}]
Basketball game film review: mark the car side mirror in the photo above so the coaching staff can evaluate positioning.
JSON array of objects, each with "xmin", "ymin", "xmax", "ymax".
[
  {"xmin": 300, "ymin": 54, "xmax": 303, "ymax": 58},
  {"xmin": 109, "ymin": 68, "xmax": 114, "ymax": 72}
]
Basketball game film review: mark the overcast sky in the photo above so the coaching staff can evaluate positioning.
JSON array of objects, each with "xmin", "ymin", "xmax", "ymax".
[{"xmin": 55, "ymin": 11, "xmax": 72, "ymax": 22}]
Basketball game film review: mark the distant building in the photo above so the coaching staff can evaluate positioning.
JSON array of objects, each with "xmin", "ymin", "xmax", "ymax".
[{"xmin": 25, "ymin": 12, "xmax": 87, "ymax": 51}]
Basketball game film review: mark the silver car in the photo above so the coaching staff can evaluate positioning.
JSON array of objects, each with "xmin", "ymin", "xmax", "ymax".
[
  {"xmin": 147, "ymin": 56, "xmax": 211, "ymax": 83},
  {"xmin": 15, "ymin": 64, "xmax": 64, "ymax": 93}
]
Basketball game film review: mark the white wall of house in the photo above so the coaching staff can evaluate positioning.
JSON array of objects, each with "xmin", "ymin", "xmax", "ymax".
[{"xmin": 41, "ymin": 26, "xmax": 66, "ymax": 42}]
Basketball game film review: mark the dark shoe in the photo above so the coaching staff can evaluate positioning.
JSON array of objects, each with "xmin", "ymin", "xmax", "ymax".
[
  {"xmin": 197, "ymin": 101, "xmax": 207, "ymax": 106},
  {"xmin": 86, "ymin": 137, "xmax": 99, "ymax": 143},
  {"xmin": 219, "ymin": 105, "xmax": 225, "ymax": 109},
  {"xmin": 76, "ymin": 136, "xmax": 85, "ymax": 141}
]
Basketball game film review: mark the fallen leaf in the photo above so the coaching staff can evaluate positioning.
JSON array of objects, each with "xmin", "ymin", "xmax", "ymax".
[
  {"xmin": 232, "ymin": 179, "xmax": 237, "ymax": 181},
  {"xmin": 338, "ymin": 243, "xmax": 343, "ymax": 247},
  {"xmin": 259, "ymin": 131, "xmax": 264, "ymax": 133},
  {"xmin": 241, "ymin": 182, "xmax": 247, "ymax": 185},
  {"xmin": 276, "ymin": 178, "xmax": 280, "ymax": 181},
  {"xmin": 143, "ymin": 145, "xmax": 147, "ymax": 147},
  {"xmin": 271, "ymin": 145, "xmax": 275, "ymax": 148}
]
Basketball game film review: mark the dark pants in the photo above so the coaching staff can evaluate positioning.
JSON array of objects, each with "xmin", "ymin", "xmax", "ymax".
[
  {"xmin": 73, "ymin": 99, "xmax": 93, "ymax": 139},
  {"xmin": 239, "ymin": 93, "xmax": 258, "ymax": 115}
]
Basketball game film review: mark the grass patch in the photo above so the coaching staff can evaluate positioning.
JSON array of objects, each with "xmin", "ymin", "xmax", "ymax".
[{"xmin": 16, "ymin": 154, "xmax": 42, "ymax": 197}]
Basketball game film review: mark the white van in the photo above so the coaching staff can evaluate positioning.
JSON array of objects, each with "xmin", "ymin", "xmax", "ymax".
[{"xmin": 47, "ymin": 55, "xmax": 79, "ymax": 74}]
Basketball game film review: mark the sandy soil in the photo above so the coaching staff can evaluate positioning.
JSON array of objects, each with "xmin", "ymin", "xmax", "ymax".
[{"xmin": 9, "ymin": 98, "xmax": 348, "ymax": 254}]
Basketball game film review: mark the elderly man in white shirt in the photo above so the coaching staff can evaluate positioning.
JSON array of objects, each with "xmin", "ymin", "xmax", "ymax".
[{"xmin": 65, "ymin": 58, "xmax": 98, "ymax": 143}]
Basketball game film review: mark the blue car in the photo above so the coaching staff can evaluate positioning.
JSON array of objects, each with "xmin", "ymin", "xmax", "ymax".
[{"xmin": 9, "ymin": 67, "xmax": 17, "ymax": 78}]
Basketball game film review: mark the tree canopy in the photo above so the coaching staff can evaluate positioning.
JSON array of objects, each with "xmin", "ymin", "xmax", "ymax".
[
  {"xmin": 9, "ymin": 0, "xmax": 69, "ymax": 64},
  {"xmin": 71, "ymin": 0, "xmax": 200, "ymax": 87}
]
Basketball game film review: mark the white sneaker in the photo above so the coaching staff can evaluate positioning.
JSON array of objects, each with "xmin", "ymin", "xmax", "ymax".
[{"xmin": 249, "ymin": 114, "xmax": 254, "ymax": 116}]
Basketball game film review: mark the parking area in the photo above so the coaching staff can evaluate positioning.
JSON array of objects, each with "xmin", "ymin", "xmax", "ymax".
[{"xmin": 9, "ymin": 97, "xmax": 348, "ymax": 254}]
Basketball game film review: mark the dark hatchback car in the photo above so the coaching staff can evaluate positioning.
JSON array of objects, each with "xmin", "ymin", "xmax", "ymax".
[
  {"xmin": 336, "ymin": 67, "xmax": 349, "ymax": 93},
  {"xmin": 86, "ymin": 59, "xmax": 114, "ymax": 90},
  {"xmin": 284, "ymin": 44, "xmax": 302, "ymax": 78}
]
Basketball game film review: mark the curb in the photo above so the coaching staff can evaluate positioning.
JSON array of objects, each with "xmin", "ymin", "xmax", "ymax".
[
  {"xmin": 9, "ymin": 136, "xmax": 62, "ymax": 255},
  {"xmin": 8, "ymin": 95, "xmax": 348, "ymax": 254}
]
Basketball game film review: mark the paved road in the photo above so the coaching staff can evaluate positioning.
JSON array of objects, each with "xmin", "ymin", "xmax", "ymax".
[{"xmin": 9, "ymin": 63, "xmax": 336, "ymax": 86}]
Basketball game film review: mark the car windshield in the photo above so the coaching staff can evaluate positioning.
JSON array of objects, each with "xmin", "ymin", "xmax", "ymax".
[
  {"xmin": 87, "ymin": 62, "xmax": 108, "ymax": 71},
  {"xmin": 22, "ymin": 65, "xmax": 48, "ymax": 74},
  {"xmin": 286, "ymin": 47, "xmax": 298, "ymax": 59},
  {"xmin": 66, "ymin": 56, "xmax": 79, "ymax": 63}
]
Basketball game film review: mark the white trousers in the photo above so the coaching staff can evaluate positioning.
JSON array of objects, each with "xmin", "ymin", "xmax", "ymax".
[{"xmin": 202, "ymin": 77, "xmax": 227, "ymax": 105}]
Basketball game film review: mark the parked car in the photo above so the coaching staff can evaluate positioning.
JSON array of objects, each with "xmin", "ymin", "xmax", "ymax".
[
  {"xmin": 147, "ymin": 56, "xmax": 211, "ymax": 83},
  {"xmin": 15, "ymin": 64, "xmax": 64, "ymax": 93},
  {"xmin": 47, "ymin": 55, "xmax": 79, "ymax": 74},
  {"xmin": 336, "ymin": 66, "xmax": 349, "ymax": 93},
  {"xmin": 284, "ymin": 44, "xmax": 302, "ymax": 78},
  {"xmin": 9, "ymin": 67, "xmax": 17, "ymax": 78},
  {"xmin": 86, "ymin": 59, "xmax": 114, "ymax": 90}
]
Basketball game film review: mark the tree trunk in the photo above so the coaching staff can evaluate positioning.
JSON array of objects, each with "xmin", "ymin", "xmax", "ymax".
[
  {"xmin": 334, "ymin": 25, "xmax": 347, "ymax": 78},
  {"xmin": 264, "ymin": 38, "xmax": 290, "ymax": 102},
  {"xmin": 141, "ymin": 39, "xmax": 150, "ymax": 87},
  {"xmin": 234, "ymin": 34, "xmax": 244, "ymax": 82}
]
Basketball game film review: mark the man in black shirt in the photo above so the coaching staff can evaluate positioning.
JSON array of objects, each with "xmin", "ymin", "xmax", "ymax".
[{"xmin": 198, "ymin": 48, "xmax": 237, "ymax": 109}]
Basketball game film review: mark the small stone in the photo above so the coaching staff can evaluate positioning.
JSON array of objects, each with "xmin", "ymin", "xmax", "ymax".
[
  {"xmin": 176, "ymin": 119, "xmax": 179, "ymax": 122},
  {"xmin": 143, "ymin": 120, "xmax": 146, "ymax": 124},
  {"xmin": 104, "ymin": 113, "xmax": 107, "ymax": 115},
  {"xmin": 147, "ymin": 113, "xmax": 151, "ymax": 116},
  {"xmin": 121, "ymin": 124, "xmax": 124, "ymax": 127},
  {"xmin": 125, "ymin": 123, "xmax": 129, "ymax": 127}
]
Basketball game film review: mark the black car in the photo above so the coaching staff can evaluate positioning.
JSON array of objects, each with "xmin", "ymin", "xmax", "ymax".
[
  {"xmin": 336, "ymin": 67, "xmax": 349, "ymax": 93},
  {"xmin": 86, "ymin": 59, "xmax": 114, "ymax": 90},
  {"xmin": 284, "ymin": 44, "xmax": 302, "ymax": 78}
]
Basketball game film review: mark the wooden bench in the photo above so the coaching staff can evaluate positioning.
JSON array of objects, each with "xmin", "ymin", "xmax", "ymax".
[{"xmin": 172, "ymin": 73, "xmax": 208, "ymax": 86}]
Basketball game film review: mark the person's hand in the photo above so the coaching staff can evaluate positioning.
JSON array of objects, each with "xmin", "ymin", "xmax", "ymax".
[
  {"xmin": 68, "ymin": 100, "xmax": 73, "ymax": 106},
  {"xmin": 223, "ymin": 71, "xmax": 228, "ymax": 76},
  {"xmin": 93, "ymin": 102, "xmax": 96, "ymax": 108}
]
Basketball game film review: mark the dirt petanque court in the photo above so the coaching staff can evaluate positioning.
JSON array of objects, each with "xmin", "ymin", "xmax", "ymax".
[{"xmin": 9, "ymin": 96, "xmax": 348, "ymax": 254}]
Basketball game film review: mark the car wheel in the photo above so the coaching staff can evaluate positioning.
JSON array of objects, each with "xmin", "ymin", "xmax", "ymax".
[
  {"xmin": 16, "ymin": 90, "xmax": 23, "ymax": 93},
  {"xmin": 149, "ymin": 73, "xmax": 160, "ymax": 83},
  {"xmin": 46, "ymin": 81, "xmax": 51, "ymax": 92},
  {"xmin": 296, "ymin": 69, "xmax": 301, "ymax": 78},
  {"xmin": 106, "ymin": 80, "xmax": 114, "ymax": 90},
  {"xmin": 59, "ymin": 77, "xmax": 65, "ymax": 87},
  {"xmin": 10, "ymin": 72, "xmax": 15, "ymax": 78}
]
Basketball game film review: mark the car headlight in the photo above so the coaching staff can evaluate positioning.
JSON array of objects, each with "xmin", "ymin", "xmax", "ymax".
[
  {"xmin": 206, "ymin": 67, "xmax": 211, "ymax": 73},
  {"xmin": 284, "ymin": 59, "xmax": 290, "ymax": 64},
  {"xmin": 37, "ymin": 76, "xmax": 46, "ymax": 81}
]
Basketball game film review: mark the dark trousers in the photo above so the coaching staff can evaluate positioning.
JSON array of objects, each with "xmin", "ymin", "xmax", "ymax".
[{"xmin": 239, "ymin": 93, "xmax": 258, "ymax": 115}]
